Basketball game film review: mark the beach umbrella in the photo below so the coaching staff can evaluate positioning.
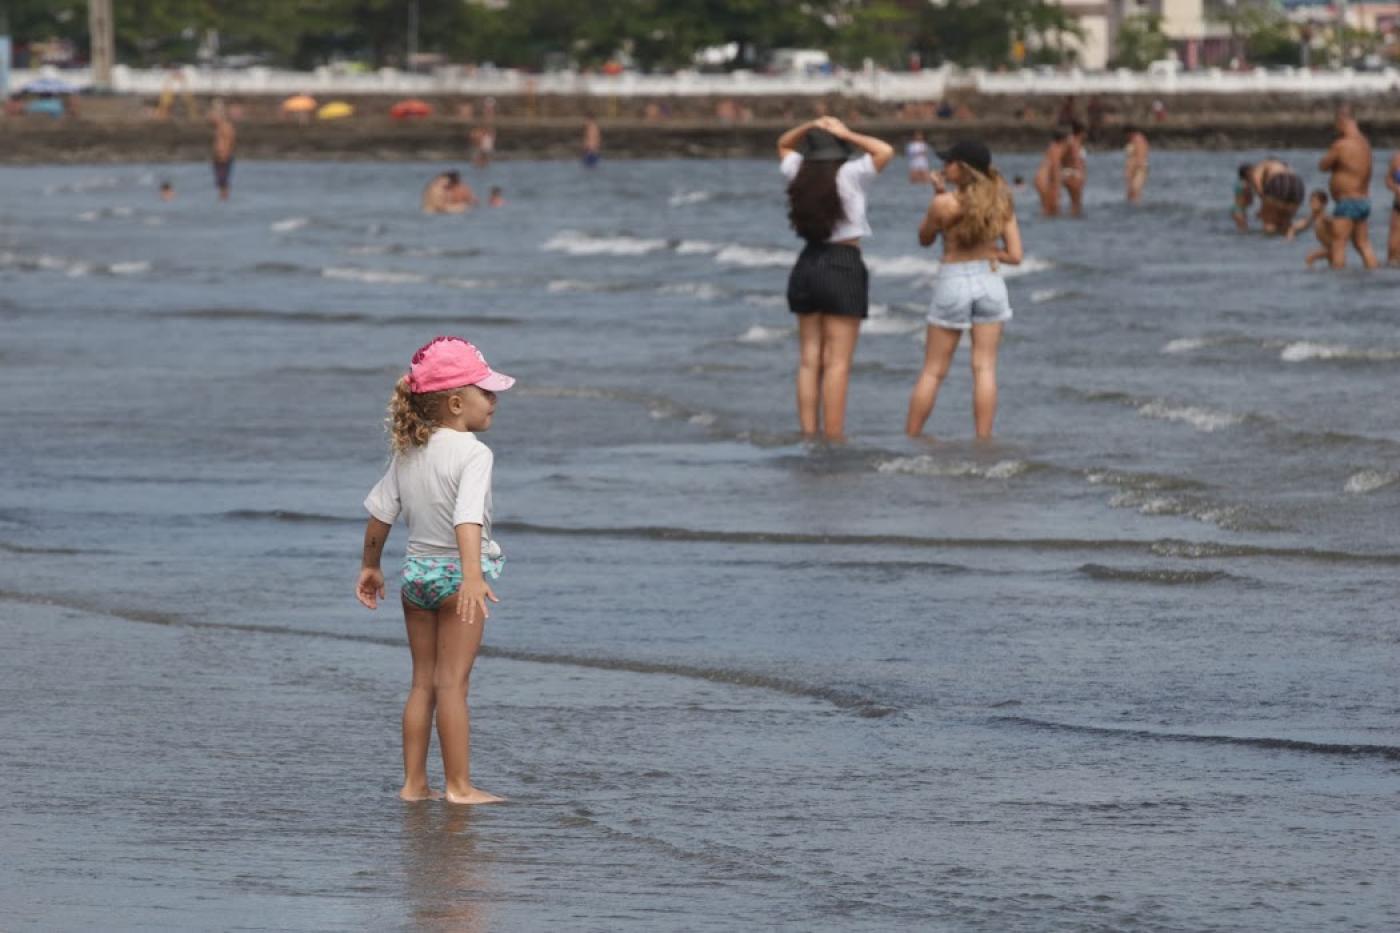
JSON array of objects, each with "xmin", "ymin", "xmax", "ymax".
[
  {"xmin": 316, "ymin": 101, "xmax": 354, "ymax": 120},
  {"xmin": 20, "ymin": 77, "xmax": 81, "ymax": 95},
  {"xmin": 280, "ymin": 94, "xmax": 317, "ymax": 114},
  {"xmin": 390, "ymin": 99, "xmax": 432, "ymax": 120}
]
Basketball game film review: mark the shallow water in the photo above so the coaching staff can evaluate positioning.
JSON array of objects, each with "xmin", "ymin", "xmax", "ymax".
[{"xmin": 2, "ymin": 152, "xmax": 1398, "ymax": 931}]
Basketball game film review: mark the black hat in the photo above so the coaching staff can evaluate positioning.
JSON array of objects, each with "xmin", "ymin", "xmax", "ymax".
[
  {"xmin": 936, "ymin": 140, "xmax": 992, "ymax": 174},
  {"xmin": 799, "ymin": 128, "xmax": 855, "ymax": 162}
]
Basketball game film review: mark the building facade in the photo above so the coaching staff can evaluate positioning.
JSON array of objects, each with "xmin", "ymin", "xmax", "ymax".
[{"xmin": 1050, "ymin": 0, "xmax": 1210, "ymax": 68}]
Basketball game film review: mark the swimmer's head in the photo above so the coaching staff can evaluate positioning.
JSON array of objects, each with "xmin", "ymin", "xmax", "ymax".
[
  {"xmin": 1052, "ymin": 128, "xmax": 1069, "ymax": 143},
  {"xmin": 1013, "ymin": 175, "xmax": 1024, "ymax": 185},
  {"xmin": 490, "ymin": 186, "xmax": 502, "ymax": 196},
  {"xmin": 159, "ymin": 181, "xmax": 174, "ymax": 201},
  {"xmin": 1238, "ymin": 163, "xmax": 1252, "ymax": 180},
  {"xmin": 1122, "ymin": 123, "xmax": 1139, "ymax": 137},
  {"xmin": 1311, "ymin": 190, "xmax": 1329, "ymax": 209},
  {"xmin": 1068, "ymin": 120, "xmax": 1086, "ymax": 138},
  {"xmin": 444, "ymin": 171, "xmax": 461, "ymax": 185}
]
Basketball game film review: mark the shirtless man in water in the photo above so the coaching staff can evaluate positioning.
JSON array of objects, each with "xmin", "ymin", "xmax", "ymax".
[
  {"xmin": 1033, "ymin": 129, "xmax": 1068, "ymax": 216},
  {"xmin": 1123, "ymin": 125, "xmax": 1149, "ymax": 204},
  {"xmin": 1319, "ymin": 104, "xmax": 1379, "ymax": 269},
  {"xmin": 210, "ymin": 101, "xmax": 236, "ymax": 201}
]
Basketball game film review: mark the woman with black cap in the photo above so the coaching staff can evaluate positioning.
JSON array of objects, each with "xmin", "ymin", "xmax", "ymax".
[
  {"xmin": 906, "ymin": 139, "xmax": 1022, "ymax": 439},
  {"xmin": 777, "ymin": 116, "xmax": 894, "ymax": 441}
]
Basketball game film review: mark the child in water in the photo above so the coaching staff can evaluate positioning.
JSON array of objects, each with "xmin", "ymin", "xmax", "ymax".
[
  {"xmin": 356, "ymin": 336, "xmax": 514, "ymax": 805},
  {"xmin": 1287, "ymin": 190, "xmax": 1334, "ymax": 267}
]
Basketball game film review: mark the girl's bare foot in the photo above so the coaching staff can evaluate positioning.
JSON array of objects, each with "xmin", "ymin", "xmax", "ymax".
[
  {"xmin": 399, "ymin": 786, "xmax": 445, "ymax": 802},
  {"xmin": 444, "ymin": 786, "xmax": 506, "ymax": 805}
]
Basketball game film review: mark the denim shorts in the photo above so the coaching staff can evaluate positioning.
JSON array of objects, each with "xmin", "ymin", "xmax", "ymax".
[{"xmin": 927, "ymin": 261, "xmax": 1013, "ymax": 331}]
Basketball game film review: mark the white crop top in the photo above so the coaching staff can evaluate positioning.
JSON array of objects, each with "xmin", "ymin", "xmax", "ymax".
[{"xmin": 781, "ymin": 151, "xmax": 878, "ymax": 243}]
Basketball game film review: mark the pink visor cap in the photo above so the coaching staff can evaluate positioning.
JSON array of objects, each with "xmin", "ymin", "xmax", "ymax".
[{"xmin": 406, "ymin": 336, "xmax": 516, "ymax": 394}]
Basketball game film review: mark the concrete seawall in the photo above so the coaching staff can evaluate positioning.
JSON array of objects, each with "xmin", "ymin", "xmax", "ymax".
[{"xmin": 5, "ymin": 93, "xmax": 1398, "ymax": 163}]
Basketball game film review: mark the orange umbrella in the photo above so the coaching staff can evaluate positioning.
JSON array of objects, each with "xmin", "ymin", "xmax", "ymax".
[
  {"xmin": 281, "ymin": 94, "xmax": 317, "ymax": 114},
  {"xmin": 390, "ymin": 99, "xmax": 433, "ymax": 120}
]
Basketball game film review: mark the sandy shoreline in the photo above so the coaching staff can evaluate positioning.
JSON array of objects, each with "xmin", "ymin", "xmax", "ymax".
[{"xmin": 3, "ymin": 114, "xmax": 1396, "ymax": 164}]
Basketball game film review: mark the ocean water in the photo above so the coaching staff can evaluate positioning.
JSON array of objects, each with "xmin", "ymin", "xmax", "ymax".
[{"xmin": 1, "ymin": 151, "xmax": 1398, "ymax": 932}]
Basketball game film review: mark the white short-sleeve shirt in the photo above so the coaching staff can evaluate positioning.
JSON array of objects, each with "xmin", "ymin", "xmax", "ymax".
[
  {"xmin": 780, "ymin": 151, "xmax": 878, "ymax": 242},
  {"xmin": 364, "ymin": 429, "xmax": 494, "ymax": 558}
]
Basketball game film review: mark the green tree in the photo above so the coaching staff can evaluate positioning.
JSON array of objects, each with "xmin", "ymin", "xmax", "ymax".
[
  {"xmin": 914, "ymin": 0, "xmax": 1081, "ymax": 68},
  {"xmin": 1239, "ymin": 9, "xmax": 1300, "ymax": 67},
  {"xmin": 828, "ymin": 0, "xmax": 914, "ymax": 69},
  {"xmin": 1110, "ymin": 13, "xmax": 1170, "ymax": 70}
]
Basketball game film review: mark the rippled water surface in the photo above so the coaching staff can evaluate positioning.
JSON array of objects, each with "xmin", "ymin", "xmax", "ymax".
[{"xmin": 2, "ymin": 153, "xmax": 1398, "ymax": 931}]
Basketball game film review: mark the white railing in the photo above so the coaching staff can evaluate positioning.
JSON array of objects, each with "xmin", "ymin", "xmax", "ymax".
[{"xmin": 10, "ymin": 64, "xmax": 1400, "ymax": 99}]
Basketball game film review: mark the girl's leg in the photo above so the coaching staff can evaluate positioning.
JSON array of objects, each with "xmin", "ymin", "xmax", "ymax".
[
  {"xmin": 434, "ymin": 594, "xmax": 503, "ymax": 804},
  {"xmin": 400, "ymin": 601, "xmax": 441, "ymax": 801},
  {"xmin": 795, "ymin": 313, "xmax": 823, "ymax": 436},
  {"xmin": 1388, "ymin": 208, "xmax": 1400, "ymax": 265},
  {"xmin": 818, "ymin": 314, "xmax": 862, "ymax": 441},
  {"xmin": 905, "ymin": 326, "xmax": 962, "ymax": 437},
  {"xmin": 969, "ymin": 322, "xmax": 1005, "ymax": 439}
]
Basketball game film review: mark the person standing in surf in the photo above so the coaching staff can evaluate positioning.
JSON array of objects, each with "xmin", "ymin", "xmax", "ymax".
[
  {"xmin": 209, "ymin": 100, "xmax": 236, "ymax": 201},
  {"xmin": 1123, "ymin": 125, "xmax": 1149, "ymax": 205},
  {"xmin": 582, "ymin": 116, "xmax": 602, "ymax": 168},
  {"xmin": 356, "ymin": 336, "xmax": 514, "ymax": 805},
  {"xmin": 1033, "ymin": 128, "xmax": 1068, "ymax": 217},
  {"xmin": 1061, "ymin": 121, "xmax": 1088, "ymax": 218},
  {"xmin": 1386, "ymin": 149, "xmax": 1400, "ymax": 266},
  {"xmin": 778, "ymin": 116, "xmax": 894, "ymax": 441},
  {"xmin": 1320, "ymin": 104, "xmax": 1380, "ymax": 269},
  {"xmin": 906, "ymin": 141, "xmax": 1022, "ymax": 440},
  {"xmin": 906, "ymin": 130, "xmax": 931, "ymax": 184}
]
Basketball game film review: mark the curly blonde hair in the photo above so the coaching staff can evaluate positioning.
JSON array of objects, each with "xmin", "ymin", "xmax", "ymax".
[
  {"xmin": 947, "ymin": 166, "xmax": 1012, "ymax": 250},
  {"xmin": 387, "ymin": 376, "xmax": 463, "ymax": 454}
]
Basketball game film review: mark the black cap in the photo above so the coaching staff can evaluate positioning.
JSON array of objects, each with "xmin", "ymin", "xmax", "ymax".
[
  {"xmin": 799, "ymin": 128, "xmax": 855, "ymax": 162},
  {"xmin": 936, "ymin": 140, "xmax": 992, "ymax": 174}
]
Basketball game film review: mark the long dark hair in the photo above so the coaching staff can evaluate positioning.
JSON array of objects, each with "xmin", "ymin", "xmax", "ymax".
[{"xmin": 786, "ymin": 161, "xmax": 845, "ymax": 243}]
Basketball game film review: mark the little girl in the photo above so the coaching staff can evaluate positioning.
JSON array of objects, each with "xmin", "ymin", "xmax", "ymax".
[{"xmin": 356, "ymin": 336, "xmax": 514, "ymax": 805}]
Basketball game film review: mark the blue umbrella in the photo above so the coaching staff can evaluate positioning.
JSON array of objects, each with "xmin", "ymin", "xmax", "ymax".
[{"xmin": 19, "ymin": 77, "xmax": 82, "ymax": 95}]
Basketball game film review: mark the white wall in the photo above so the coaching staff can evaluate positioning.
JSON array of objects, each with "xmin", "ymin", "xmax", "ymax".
[{"xmin": 12, "ymin": 64, "xmax": 1400, "ymax": 101}]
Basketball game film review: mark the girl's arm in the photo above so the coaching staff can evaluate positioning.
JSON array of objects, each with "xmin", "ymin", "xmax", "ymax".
[
  {"xmin": 917, "ymin": 198, "xmax": 941, "ymax": 247},
  {"xmin": 356, "ymin": 517, "xmax": 393, "ymax": 609},
  {"xmin": 1286, "ymin": 212, "xmax": 1315, "ymax": 240},
  {"xmin": 777, "ymin": 120, "xmax": 819, "ymax": 160},
  {"xmin": 823, "ymin": 117, "xmax": 895, "ymax": 172},
  {"xmin": 1386, "ymin": 155, "xmax": 1400, "ymax": 196},
  {"xmin": 454, "ymin": 522, "xmax": 499, "ymax": 625},
  {"xmin": 996, "ymin": 209, "xmax": 1024, "ymax": 266}
]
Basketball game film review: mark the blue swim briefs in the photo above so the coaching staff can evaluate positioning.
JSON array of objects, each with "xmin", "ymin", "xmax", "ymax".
[{"xmin": 1333, "ymin": 198, "xmax": 1372, "ymax": 222}]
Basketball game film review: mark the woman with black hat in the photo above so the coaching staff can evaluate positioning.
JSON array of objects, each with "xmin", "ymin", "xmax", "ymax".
[
  {"xmin": 906, "ymin": 140, "xmax": 1022, "ymax": 440},
  {"xmin": 777, "ymin": 116, "xmax": 894, "ymax": 441}
]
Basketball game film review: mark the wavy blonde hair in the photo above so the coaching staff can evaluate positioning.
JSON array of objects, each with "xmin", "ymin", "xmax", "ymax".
[
  {"xmin": 947, "ymin": 166, "xmax": 1012, "ymax": 250},
  {"xmin": 387, "ymin": 376, "xmax": 462, "ymax": 454}
]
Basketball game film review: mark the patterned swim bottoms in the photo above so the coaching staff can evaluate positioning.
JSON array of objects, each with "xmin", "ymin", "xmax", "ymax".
[{"xmin": 401, "ymin": 541, "xmax": 504, "ymax": 610}]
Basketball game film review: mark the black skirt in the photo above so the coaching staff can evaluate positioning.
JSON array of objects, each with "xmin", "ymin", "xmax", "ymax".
[{"xmin": 786, "ymin": 242, "xmax": 869, "ymax": 319}]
